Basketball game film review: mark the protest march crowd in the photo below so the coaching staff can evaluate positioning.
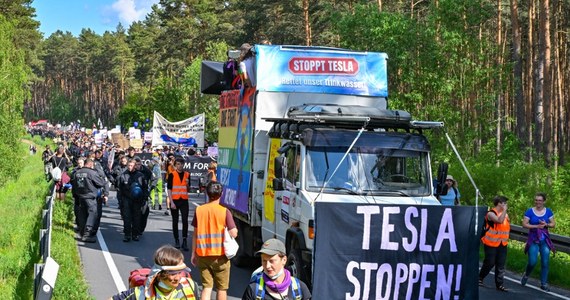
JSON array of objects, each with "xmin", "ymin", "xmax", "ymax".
[{"xmin": 28, "ymin": 125, "xmax": 312, "ymax": 300}]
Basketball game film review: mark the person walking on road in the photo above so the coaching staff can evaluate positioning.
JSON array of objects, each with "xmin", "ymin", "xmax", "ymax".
[
  {"xmin": 119, "ymin": 159, "xmax": 148, "ymax": 242},
  {"xmin": 167, "ymin": 157, "xmax": 191, "ymax": 250},
  {"xmin": 479, "ymin": 195, "xmax": 510, "ymax": 292},
  {"xmin": 150, "ymin": 156, "xmax": 164, "ymax": 210},
  {"xmin": 242, "ymin": 238, "xmax": 311, "ymax": 300},
  {"xmin": 521, "ymin": 192, "xmax": 556, "ymax": 292},
  {"xmin": 191, "ymin": 182, "xmax": 238, "ymax": 300},
  {"xmin": 109, "ymin": 245, "xmax": 200, "ymax": 300},
  {"xmin": 71, "ymin": 158, "xmax": 108, "ymax": 243}
]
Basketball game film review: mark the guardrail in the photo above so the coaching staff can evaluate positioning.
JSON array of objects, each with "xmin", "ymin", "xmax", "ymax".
[
  {"xmin": 33, "ymin": 185, "xmax": 59, "ymax": 300},
  {"xmin": 510, "ymin": 224, "xmax": 570, "ymax": 254}
]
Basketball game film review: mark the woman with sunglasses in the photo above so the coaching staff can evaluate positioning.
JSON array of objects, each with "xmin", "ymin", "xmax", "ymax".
[{"xmin": 110, "ymin": 245, "xmax": 199, "ymax": 299}]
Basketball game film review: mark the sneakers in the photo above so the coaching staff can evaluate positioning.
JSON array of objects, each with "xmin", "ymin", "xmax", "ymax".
[
  {"xmin": 174, "ymin": 239, "xmax": 180, "ymax": 248},
  {"xmin": 123, "ymin": 236, "xmax": 131, "ymax": 242},
  {"xmin": 82, "ymin": 235, "xmax": 97, "ymax": 243},
  {"xmin": 158, "ymin": 204, "xmax": 162, "ymax": 210},
  {"xmin": 132, "ymin": 235, "xmax": 140, "ymax": 241},
  {"xmin": 520, "ymin": 275, "xmax": 528, "ymax": 286},
  {"xmin": 182, "ymin": 238, "xmax": 189, "ymax": 251},
  {"xmin": 541, "ymin": 284, "xmax": 550, "ymax": 292}
]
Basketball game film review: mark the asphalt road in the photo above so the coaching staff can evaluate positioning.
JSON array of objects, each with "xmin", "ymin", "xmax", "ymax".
[
  {"xmin": 77, "ymin": 190, "xmax": 570, "ymax": 300},
  {"xmin": 77, "ymin": 191, "xmax": 258, "ymax": 300}
]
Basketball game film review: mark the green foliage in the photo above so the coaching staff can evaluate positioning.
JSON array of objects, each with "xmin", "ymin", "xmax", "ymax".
[
  {"xmin": 0, "ymin": 142, "xmax": 48, "ymax": 299},
  {"xmin": 0, "ymin": 16, "xmax": 27, "ymax": 187}
]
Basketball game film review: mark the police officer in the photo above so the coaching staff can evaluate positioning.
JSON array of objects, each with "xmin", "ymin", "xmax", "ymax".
[
  {"xmin": 71, "ymin": 158, "xmax": 108, "ymax": 243},
  {"xmin": 118, "ymin": 159, "xmax": 148, "ymax": 242}
]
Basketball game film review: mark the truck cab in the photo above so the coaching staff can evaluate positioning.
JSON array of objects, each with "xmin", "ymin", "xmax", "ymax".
[{"xmin": 201, "ymin": 45, "xmax": 441, "ymax": 286}]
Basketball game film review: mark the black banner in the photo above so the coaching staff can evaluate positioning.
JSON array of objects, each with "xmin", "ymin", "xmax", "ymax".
[
  {"xmin": 137, "ymin": 153, "xmax": 212, "ymax": 188},
  {"xmin": 313, "ymin": 203, "xmax": 486, "ymax": 300}
]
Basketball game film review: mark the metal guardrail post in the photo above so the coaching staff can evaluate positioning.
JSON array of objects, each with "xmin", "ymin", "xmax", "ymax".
[
  {"xmin": 34, "ymin": 257, "xmax": 59, "ymax": 300},
  {"xmin": 34, "ymin": 186, "xmax": 58, "ymax": 300}
]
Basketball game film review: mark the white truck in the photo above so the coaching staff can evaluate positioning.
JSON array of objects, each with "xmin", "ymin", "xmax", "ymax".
[{"xmin": 201, "ymin": 45, "xmax": 442, "ymax": 286}]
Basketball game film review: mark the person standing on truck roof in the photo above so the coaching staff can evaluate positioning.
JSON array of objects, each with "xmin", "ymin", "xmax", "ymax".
[
  {"xmin": 438, "ymin": 175, "xmax": 461, "ymax": 205},
  {"xmin": 242, "ymin": 239, "xmax": 311, "ymax": 300},
  {"xmin": 191, "ymin": 181, "xmax": 238, "ymax": 300},
  {"xmin": 239, "ymin": 43, "xmax": 256, "ymax": 87},
  {"xmin": 479, "ymin": 195, "xmax": 510, "ymax": 292},
  {"xmin": 167, "ymin": 157, "xmax": 191, "ymax": 250}
]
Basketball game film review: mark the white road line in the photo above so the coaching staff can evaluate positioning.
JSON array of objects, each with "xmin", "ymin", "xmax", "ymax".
[
  {"xmin": 489, "ymin": 271, "xmax": 570, "ymax": 299},
  {"xmin": 96, "ymin": 230, "xmax": 127, "ymax": 293}
]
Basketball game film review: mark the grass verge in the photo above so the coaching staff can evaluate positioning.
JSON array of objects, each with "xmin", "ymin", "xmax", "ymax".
[{"xmin": 0, "ymin": 137, "xmax": 91, "ymax": 299}]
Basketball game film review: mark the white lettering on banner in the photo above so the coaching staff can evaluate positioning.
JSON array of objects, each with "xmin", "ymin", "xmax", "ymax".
[
  {"xmin": 219, "ymin": 168, "xmax": 231, "ymax": 186},
  {"xmin": 357, "ymin": 206, "xmax": 457, "ymax": 252},
  {"xmin": 224, "ymin": 189, "xmax": 237, "ymax": 206},
  {"xmin": 218, "ymin": 149, "xmax": 230, "ymax": 165},
  {"xmin": 345, "ymin": 262, "xmax": 462, "ymax": 300},
  {"xmin": 192, "ymin": 162, "xmax": 208, "ymax": 169}
]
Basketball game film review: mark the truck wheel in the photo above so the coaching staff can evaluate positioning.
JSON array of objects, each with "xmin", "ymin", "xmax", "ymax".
[{"xmin": 287, "ymin": 242, "xmax": 309, "ymax": 286}]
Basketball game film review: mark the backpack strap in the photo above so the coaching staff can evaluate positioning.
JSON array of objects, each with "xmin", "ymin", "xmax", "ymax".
[
  {"xmin": 180, "ymin": 277, "xmax": 200, "ymax": 299},
  {"xmin": 291, "ymin": 277, "xmax": 302, "ymax": 300},
  {"xmin": 255, "ymin": 276, "xmax": 265, "ymax": 300}
]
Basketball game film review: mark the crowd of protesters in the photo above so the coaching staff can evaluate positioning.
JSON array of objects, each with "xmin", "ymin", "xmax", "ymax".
[{"xmin": 31, "ymin": 125, "xmax": 218, "ymax": 245}]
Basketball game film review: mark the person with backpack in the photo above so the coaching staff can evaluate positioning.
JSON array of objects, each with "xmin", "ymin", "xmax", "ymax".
[
  {"xmin": 118, "ymin": 158, "xmax": 148, "ymax": 242},
  {"xmin": 438, "ymin": 175, "xmax": 461, "ymax": 205},
  {"xmin": 242, "ymin": 238, "xmax": 311, "ymax": 300},
  {"xmin": 109, "ymin": 245, "xmax": 200, "ymax": 300},
  {"xmin": 479, "ymin": 195, "xmax": 510, "ymax": 292}
]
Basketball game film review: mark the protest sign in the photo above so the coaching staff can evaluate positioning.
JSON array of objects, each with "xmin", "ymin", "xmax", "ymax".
[{"xmin": 313, "ymin": 203, "xmax": 486, "ymax": 300}]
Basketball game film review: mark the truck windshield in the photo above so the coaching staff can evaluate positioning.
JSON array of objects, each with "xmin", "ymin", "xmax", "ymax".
[{"xmin": 305, "ymin": 146, "xmax": 431, "ymax": 196}]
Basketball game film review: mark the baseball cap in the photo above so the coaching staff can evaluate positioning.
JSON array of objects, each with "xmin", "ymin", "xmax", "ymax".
[{"xmin": 256, "ymin": 239, "xmax": 286, "ymax": 256}]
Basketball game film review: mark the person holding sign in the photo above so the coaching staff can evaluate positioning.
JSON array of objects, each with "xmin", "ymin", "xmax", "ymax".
[
  {"xmin": 242, "ymin": 239, "xmax": 311, "ymax": 300},
  {"xmin": 479, "ymin": 195, "xmax": 510, "ymax": 292},
  {"xmin": 520, "ymin": 192, "xmax": 556, "ymax": 292}
]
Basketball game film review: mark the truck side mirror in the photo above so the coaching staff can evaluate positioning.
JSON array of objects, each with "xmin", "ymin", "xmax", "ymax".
[
  {"xmin": 435, "ymin": 162, "xmax": 448, "ymax": 196},
  {"xmin": 273, "ymin": 156, "xmax": 286, "ymax": 191},
  {"xmin": 274, "ymin": 156, "xmax": 286, "ymax": 179}
]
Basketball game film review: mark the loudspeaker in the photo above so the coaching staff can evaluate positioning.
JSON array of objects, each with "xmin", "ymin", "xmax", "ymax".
[{"xmin": 200, "ymin": 60, "xmax": 225, "ymax": 95}]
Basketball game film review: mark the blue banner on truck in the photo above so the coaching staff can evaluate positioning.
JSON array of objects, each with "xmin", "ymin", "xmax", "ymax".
[
  {"xmin": 255, "ymin": 45, "xmax": 388, "ymax": 97},
  {"xmin": 313, "ymin": 203, "xmax": 486, "ymax": 299}
]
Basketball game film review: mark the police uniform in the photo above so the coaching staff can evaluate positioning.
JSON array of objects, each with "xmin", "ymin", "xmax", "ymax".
[
  {"xmin": 71, "ymin": 166, "xmax": 108, "ymax": 242},
  {"xmin": 119, "ymin": 169, "xmax": 148, "ymax": 241}
]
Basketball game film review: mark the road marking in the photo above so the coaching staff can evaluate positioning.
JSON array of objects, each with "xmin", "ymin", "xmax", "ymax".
[
  {"xmin": 488, "ymin": 271, "xmax": 570, "ymax": 299},
  {"xmin": 96, "ymin": 230, "xmax": 127, "ymax": 293}
]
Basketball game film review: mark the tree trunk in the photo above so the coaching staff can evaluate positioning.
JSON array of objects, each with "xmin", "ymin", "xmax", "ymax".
[
  {"xmin": 539, "ymin": 0, "xmax": 552, "ymax": 166},
  {"xmin": 303, "ymin": 0, "xmax": 312, "ymax": 46},
  {"xmin": 510, "ymin": 0, "xmax": 525, "ymax": 148}
]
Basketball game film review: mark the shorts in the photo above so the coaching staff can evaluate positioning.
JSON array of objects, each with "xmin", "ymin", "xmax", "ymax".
[{"xmin": 197, "ymin": 255, "xmax": 230, "ymax": 290}]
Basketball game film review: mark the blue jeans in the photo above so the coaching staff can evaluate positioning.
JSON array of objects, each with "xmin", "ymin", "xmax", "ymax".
[{"xmin": 525, "ymin": 239, "xmax": 550, "ymax": 285}]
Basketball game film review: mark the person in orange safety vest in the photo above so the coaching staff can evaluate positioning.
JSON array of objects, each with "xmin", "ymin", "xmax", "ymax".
[
  {"xmin": 166, "ymin": 158, "xmax": 191, "ymax": 250},
  {"xmin": 191, "ymin": 181, "xmax": 238, "ymax": 300},
  {"xmin": 479, "ymin": 195, "xmax": 510, "ymax": 292}
]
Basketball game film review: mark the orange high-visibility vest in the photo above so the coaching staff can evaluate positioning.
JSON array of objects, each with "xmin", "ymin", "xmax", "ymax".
[
  {"xmin": 481, "ymin": 208, "xmax": 510, "ymax": 247},
  {"xmin": 195, "ymin": 202, "xmax": 227, "ymax": 256},
  {"xmin": 171, "ymin": 171, "xmax": 189, "ymax": 200}
]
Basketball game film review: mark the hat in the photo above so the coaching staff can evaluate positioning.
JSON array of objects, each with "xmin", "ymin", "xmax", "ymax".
[
  {"xmin": 446, "ymin": 175, "xmax": 455, "ymax": 182},
  {"xmin": 256, "ymin": 239, "xmax": 286, "ymax": 256}
]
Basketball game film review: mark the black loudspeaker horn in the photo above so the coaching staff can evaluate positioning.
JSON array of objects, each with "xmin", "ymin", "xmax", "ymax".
[{"xmin": 200, "ymin": 60, "xmax": 225, "ymax": 95}]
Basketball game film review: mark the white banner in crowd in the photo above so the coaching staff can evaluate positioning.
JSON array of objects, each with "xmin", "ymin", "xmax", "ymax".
[
  {"xmin": 128, "ymin": 127, "xmax": 141, "ymax": 139},
  {"xmin": 144, "ymin": 131, "xmax": 153, "ymax": 143},
  {"xmin": 152, "ymin": 111, "xmax": 205, "ymax": 148}
]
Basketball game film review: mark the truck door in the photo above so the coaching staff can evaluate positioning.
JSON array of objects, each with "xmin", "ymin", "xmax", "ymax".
[{"xmin": 275, "ymin": 144, "xmax": 301, "ymax": 240}]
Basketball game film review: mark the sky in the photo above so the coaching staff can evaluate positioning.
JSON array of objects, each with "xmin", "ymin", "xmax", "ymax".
[{"xmin": 32, "ymin": 0, "xmax": 160, "ymax": 38}]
